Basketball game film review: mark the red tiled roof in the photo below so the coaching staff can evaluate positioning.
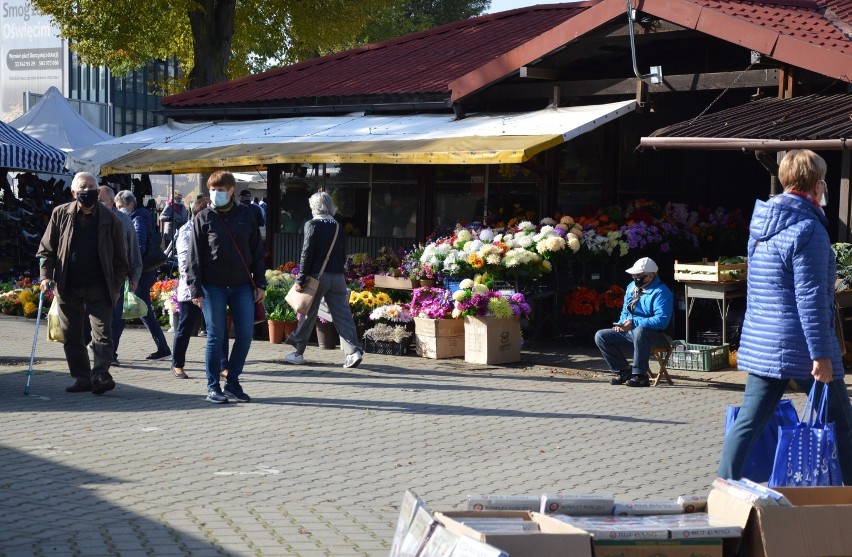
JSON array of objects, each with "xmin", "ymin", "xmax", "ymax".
[
  {"xmin": 164, "ymin": 0, "xmax": 852, "ymax": 110},
  {"xmin": 162, "ymin": 4, "xmax": 591, "ymax": 108}
]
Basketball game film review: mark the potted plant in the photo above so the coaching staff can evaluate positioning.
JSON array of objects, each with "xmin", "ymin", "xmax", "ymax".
[
  {"xmin": 264, "ymin": 279, "xmax": 297, "ymax": 344},
  {"xmin": 316, "ymin": 317, "xmax": 339, "ymax": 349}
]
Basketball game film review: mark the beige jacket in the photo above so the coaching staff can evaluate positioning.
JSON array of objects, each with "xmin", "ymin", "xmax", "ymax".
[{"xmin": 37, "ymin": 201, "xmax": 129, "ymax": 303}]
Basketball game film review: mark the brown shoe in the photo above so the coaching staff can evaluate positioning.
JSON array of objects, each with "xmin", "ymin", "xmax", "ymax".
[
  {"xmin": 172, "ymin": 366, "xmax": 189, "ymax": 379},
  {"xmin": 220, "ymin": 368, "xmax": 228, "ymax": 380}
]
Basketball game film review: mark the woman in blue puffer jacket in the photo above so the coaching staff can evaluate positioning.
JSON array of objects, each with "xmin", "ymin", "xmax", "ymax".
[{"xmin": 718, "ymin": 149, "xmax": 852, "ymax": 485}]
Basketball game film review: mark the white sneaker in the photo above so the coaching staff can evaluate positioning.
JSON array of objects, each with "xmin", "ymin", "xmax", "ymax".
[
  {"xmin": 343, "ymin": 351, "xmax": 363, "ymax": 369},
  {"xmin": 284, "ymin": 352, "xmax": 305, "ymax": 365}
]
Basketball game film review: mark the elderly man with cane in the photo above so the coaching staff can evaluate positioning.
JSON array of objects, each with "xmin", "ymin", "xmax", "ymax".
[{"xmin": 37, "ymin": 172, "xmax": 128, "ymax": 394}]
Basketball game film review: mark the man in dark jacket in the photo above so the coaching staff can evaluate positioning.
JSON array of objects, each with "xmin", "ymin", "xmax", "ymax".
[{"xmin": 37, "ymin": 172, "xmax": 128, "ymax": 394}]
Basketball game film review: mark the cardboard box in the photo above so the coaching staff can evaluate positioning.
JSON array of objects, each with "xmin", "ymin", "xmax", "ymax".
[
  {"xmin": 375, "ymin": 275, "xmax": 420, "ymax": 289},
  {"xmin": 414, "ymin": 317, "xmax": 465, "ymax": 337},
  {"xmin": 416, "ymin": 334, "xmax": 464, "ymax": 359},
  {"xmin": 463, "ymin": 316, "xmax": 521, "ymax": 365},
  {"xmin": 415, "ymin": 318, "xmax": 465, "ymax": 359},
  {"xmin": 593, "ymin": 539, "xmax": 722, "ymax": 557},
  {"xmin": 434, "ymin": 511, "xmax": 593, "ymax": 557},
  {"xmin": 707, "ymin": 486, "xmax": 852, "ymax": 556}
]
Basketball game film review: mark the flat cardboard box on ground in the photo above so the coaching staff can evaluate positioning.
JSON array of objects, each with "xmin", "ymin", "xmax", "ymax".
[
  {"xmin": 707, "ymin": 486, "xmax": 852, "ymax": 556},
  {"xmin": 593, "ymin": 539, "xmax": 722, "ymax": 557},
  {"xmin": 414, "ymin": 317, "xmax": 465, "ymax": 359},
  {"xmin": 463, "ymin": 316, "xmax": 521, "ymax": 365},
  {"xmin": 434, "ymin": 511, "xmax": 592, "ymax": 557}
]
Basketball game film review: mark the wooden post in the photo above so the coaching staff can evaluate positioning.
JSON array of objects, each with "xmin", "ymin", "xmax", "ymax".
[
  {"xmin": 267, "ymin": 164, "xmax": 283, "ymax": 263},
  {"xmin": 840, "ymin": 150, "xmax": 852, "ymax": 242}
]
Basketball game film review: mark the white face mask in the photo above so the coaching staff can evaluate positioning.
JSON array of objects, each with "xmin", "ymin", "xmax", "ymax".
[
  {"xmin": 118, "ymin": 207, "xmax": 130, "ymax": 215},
  {"xmin": 818, "ymin": 180, "xmax": 828, "ymax": 207}
]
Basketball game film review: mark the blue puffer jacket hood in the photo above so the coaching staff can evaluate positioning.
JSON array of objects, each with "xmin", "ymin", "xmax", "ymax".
[{"xmin": 737, "ymin": 193, "xmax": 843, "ymax": 380}]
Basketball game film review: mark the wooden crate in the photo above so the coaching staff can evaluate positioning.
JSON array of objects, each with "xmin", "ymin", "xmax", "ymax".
[
  {"xmin": 674, "ymin": 259, "xmax": 746, "ymax": 283},
  {"xmin": 374, "ymin": 275, "xmax": 420, "ymax": 290}
]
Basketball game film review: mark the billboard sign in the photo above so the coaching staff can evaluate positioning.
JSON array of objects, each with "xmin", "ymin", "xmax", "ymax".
[{"xmin": 1, "ymin": 1, "xmax": 65, "ymax": 121}]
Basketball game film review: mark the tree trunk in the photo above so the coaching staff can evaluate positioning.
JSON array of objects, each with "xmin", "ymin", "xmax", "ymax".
[{"xmin": 187, "ymin": 0, "xmax": 237, "ymax": 89}]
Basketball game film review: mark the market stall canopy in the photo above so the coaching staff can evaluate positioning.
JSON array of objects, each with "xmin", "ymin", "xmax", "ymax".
[
  {"xmin": 640, "ymin": 94, "xmax": 852, "ymax": 151},
  {"xmin": 10, "ymin": 87, "xmax": 113, "ymax": 152},
  {"xmin": 67, "ymin": 100, "xmax": 636, "ymax": 175},
  {"xmin": 0, "ymin": 119, "xmax": 67, "ymax": 174}
]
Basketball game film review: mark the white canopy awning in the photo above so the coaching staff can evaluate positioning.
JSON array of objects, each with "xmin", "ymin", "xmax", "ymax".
[{"xmin": 67, "ymin": 100, "xmax": 636, "ymax": 175}]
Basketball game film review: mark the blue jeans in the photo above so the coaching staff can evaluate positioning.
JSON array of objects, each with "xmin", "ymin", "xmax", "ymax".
[
  {"xmin": 594, "ymin": 326, "xmax": 670, "ymax": 375},
  {"xmin": 201, "ymin": 284, "xmax": 254, "ymax": 391},
  {"xmin": 114, "ymin": 272, "xmax": 170, "ymax": 358},
  {"xmin": 718, "ymin": 373, "xmax": 852, "ymax": 485},
  {"xmin": 171, "ymin": 300, "xmax": 227, "ymax": 369}
]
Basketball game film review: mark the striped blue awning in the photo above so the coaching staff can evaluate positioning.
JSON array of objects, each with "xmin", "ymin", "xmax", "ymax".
[{"xmin": 0, "ymin": 119, "xmax": 67, "ymax": 174}]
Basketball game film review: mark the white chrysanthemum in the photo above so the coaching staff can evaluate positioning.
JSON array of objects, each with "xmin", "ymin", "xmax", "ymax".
[
  {"xmin": 479, "ymin": 228, "xmax": 495, "ymax": 242},
  {"xmin": 486, "ymin": 253, "xmax": 501, "ymax": 265},
  {"xmin": 465, "ymin": 240, "xmax": 483, "ymax": 253},
  {"xmin": 567, "ymin": 234, "xmax": 581, "ymax": 252},
  {"xmin": 492, "ymin": 233, "xmax": 503, "ymax": 243},
  {"xmin": 536, "ymin": 236, "xmax": 566, "ymax": 254},
  {"xmin": 427, "ymin": 256, "xmax": 440, "ymax": 267},
  {"xmin": 540, "ymin": 217, "xmax": 556, "ymax": 226},
  {"xmin": 539, "ymin": 225, "xmax": 554, "ymax": 235},
  {"xmin": 473, "ymin": 283, "xmax": 489, "ymax": 294},
  {"xmin": 456, "ymin": 229, "xmax": 472, "ymax": 242},
  {"xmin": 436, "ymin": 243, "xmax": 452, "ymax": 255},
  {"xmin": 452, "ymin": 290, "xmax": 467, "ymax": 301},
  {"xmin": 459, "ymin": 278, "xmax": 474, "ymax": 289},
  {"xmin": 502, "ymin": 233, "xmax": 514, "ymax": 243},
  {"xmin": 517, "ymin": 220, "xmax": 535, "ymax": 231},
  {"xmin": 515, "ymin": 235, "xmax": 534, "ymax": 248},
  {"xmin": 451, "ymin": 308, "xmax": 462, "ymax": 318}
]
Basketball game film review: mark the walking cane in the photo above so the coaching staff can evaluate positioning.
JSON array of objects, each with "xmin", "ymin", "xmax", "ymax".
[{"xmin": 24, "ymin": 283, "xmax": 47, "ymax": 396}]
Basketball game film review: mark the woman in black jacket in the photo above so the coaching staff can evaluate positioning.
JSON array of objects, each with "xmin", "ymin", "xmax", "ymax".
[
  {"xmin": 284, "ymin": 192, "xmax": 363, "ymax": 368},
  {"xmin": 187, "ymin": 171, "xmax": 266, "ymax": 404}
]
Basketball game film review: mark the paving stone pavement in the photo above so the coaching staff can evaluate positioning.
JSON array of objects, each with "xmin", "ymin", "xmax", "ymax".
[{"xmin": 0, "ymin": 315, "xmax": 811, "ymax": 556}]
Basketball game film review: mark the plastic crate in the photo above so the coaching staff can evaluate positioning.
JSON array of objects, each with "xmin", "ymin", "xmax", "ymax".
[
  {"xmin": 668, "ymin": 341, "xmax": 730, "ymax": 371},
  {"xmin": 364, "ymin": 337, "xmax": 409, "ymax": 356}
]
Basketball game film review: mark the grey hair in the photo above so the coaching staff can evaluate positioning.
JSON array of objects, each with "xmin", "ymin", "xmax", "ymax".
[
  {"xmin": 71, "ymin": 172, "xmax": 98, "ymax": 191},
  {"xmin": 115, "ymin": 190, "xmax": 137, "ymax": 208},
  {"xmin": 308, "ymin": 191, "xmax": 336, "ymax": 216}
]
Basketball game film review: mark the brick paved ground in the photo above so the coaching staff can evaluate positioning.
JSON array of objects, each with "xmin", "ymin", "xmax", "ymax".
[{"xmin": 0, "ymin": 315, "xmax": 810, "ymax": 556}]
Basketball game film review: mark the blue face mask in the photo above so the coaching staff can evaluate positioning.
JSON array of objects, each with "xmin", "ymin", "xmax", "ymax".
[{"xmin": 211, "ymin": 190, "xmax": 230, "ymax": 208}]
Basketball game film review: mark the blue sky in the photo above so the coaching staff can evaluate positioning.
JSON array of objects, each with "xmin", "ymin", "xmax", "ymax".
[{"xmin": 487, "ymin": 0, "xmax": 582, "ymax": 13}]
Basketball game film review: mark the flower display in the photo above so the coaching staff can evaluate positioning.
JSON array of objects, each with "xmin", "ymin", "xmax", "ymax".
[
  {"xmin": 151, "ymin": 279, "xmax": 179, "ymax": 313},
  {"xmin": 451, "ymin": 279, "xmax": 531, "ymax": 319},
  {"xmin": 364, "ymin": 323, "xmax": 412, "ymax": 343},
  {"xmin": 409, "ymin": 286, "xmax": 453, "ymax": 319},
  {"xmin": 265, "ymin": 268, "xmax": 296, "ymax": 290},
  {"xmin": 562, "ymin": 285, "xmax": 625, "ymax": 318},
  {"xmin": 369, "ymin": 303, "xmax": 412, "ymax": 323}
]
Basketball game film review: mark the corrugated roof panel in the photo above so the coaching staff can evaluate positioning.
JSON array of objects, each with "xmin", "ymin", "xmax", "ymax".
[{"xmin": 649, "ymin": 94, "xmax": 852, "ymax": 139}]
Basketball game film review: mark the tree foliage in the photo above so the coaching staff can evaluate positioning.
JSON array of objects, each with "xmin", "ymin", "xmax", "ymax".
[{"xmin": 32, "ymin": 0, "xmax": 490, "ymax": 90}]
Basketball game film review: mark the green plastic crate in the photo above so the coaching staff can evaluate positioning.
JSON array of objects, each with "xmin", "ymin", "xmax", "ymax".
[{"xmin": 668, "ymin": 341, "xmax": 730, "ymax": 371}]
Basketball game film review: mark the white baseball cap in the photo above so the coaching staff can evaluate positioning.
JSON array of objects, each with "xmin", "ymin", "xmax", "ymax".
[{"xmin": 625, "ymin": 257, "xmax": 658, "ymax": 275}]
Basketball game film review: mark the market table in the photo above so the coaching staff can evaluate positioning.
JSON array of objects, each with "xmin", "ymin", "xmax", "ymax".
[{"xmin": 681, "ymin": 281, "xmax": 746, "ymax": 345}]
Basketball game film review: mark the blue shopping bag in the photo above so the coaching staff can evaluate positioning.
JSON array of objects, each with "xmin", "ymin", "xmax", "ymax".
[
  {"xmin": 725, "ymin": 399, "xmax": 798, "ymax": 483},
  {"xmin": 769, "ymin": 382, "xmax": 843, "ymax": 487}
]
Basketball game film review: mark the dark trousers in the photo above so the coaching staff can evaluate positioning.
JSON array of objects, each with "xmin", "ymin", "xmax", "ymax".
[
  {"xmin": 83, "ymin": 295, "xmax": 124, "ymax": 360},
  {"xmin": 55, "ymin": 284, "xmax": 115, "ymax": 381},
  {"xmin": 114, "ymin": 271, "xmax": 169, "ymax": 357},
  {"xmin": 172, "ymin": 300, "xmax": 228, "ymax": 369}
]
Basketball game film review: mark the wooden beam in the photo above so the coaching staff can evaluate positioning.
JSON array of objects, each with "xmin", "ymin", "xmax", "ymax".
[
  {"xmin": 483, "ymin": 69, "xmax": 780, "ymax": 101},
  {"xmin": 520, "ymin": 67, "xmax": 563, "ymax": 80}
]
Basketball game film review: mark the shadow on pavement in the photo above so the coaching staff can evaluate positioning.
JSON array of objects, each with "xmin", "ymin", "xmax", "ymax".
[
  {"xmin": 272, "ymin": 396, "xmax": 687, "ymax": 424},
  {"xmin": 0, "ymin": 444, "xmax": 223, "ymax": 554}
]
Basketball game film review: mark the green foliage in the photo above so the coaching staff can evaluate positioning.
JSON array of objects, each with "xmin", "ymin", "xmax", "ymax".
[
  {"xmin": 33, "ymin": 0, "xmax": 489, "ymax": 90},
  {"xmin": 833, "ymin": 243, "xmax": 852, "ymax": 291},
  {"xmin": 265, "ymin": 287, "xmax": 296, "ymax": 321}
]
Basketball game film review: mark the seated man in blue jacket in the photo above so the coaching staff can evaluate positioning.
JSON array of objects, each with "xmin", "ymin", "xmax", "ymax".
[{"xmin": 594, "ymin": 257, "xmax": 674, "ymax": 387}]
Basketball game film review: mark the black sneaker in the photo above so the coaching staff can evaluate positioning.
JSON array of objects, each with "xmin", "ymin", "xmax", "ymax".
[
  {"xmin": 626, "ymin": 374, "xmax": 650, "ymax": 388},
  {"xmin": 146, "ymin": 350, "xmax": 171, "ymax": 361},
  {"xmin": 223, "ymin": 383, "xmax": 251, "ymax": 403},
  {"xmin": 91, "ymin": 373, "xmax": 116, "ymax": 395},
  {"xmin": 66, "ymin": 379, "xmax": 92, "ymax": 393},
  {"xmin": 610, "ymin": 369, "xmax": 632, "ymax": 385},
  {"xmin": 206, "ymin": 388, "xmax": 229, "ymax": 404}
]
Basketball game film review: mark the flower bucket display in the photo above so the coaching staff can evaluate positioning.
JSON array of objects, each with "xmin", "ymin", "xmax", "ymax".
[
  {"xmin": 413, "ymin": 317, "xmax": 464, "ymax": 359},
  {"xmin": 316, "ymin": 320, "xmax": 339, "ymax": 349}
]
